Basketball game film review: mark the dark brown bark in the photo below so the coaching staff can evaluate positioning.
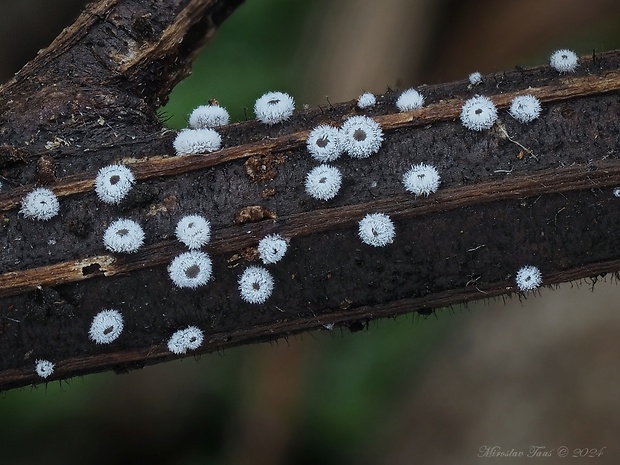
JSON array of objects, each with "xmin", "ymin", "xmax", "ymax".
[{"xmin": 1, "ymin": 0, "xmax": 620, "ymax": 390}]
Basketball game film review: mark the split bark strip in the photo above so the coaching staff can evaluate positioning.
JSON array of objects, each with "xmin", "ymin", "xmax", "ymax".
[
  {"xmin": 2, "ymin": 159, "xmax": 620, "ymax": 298},
  {"xmin": 1, "ymin": 68, "xmax": 620, "ymax": 212},
  {"xmin": 2, "ymin": 256, "xmax": 620, "ymax": 391},
  {"xmin": 1, "ymin": 0, "xmax": 620, "ymax": 390}
]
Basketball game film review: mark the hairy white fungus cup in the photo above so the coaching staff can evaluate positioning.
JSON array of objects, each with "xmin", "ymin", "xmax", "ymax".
[
  {"xmin": 20, "ymin": 187, "xmax": 60, "ymax": 221},
  {"xmin": 306, "ymin": 125, "xmax": 342, "ymax": 162},
  {"xmin": 403, "ymin": 163, "xmax": 441, "ymax": 196},
  {"xmin": 167, "ymin": 326, "xmax": 204, "ymax": 355},
  {"xmin": 258, "ymin": 234, "xmax": 288, "ymax": 265},
  {"xmin": 550, "ymin": 49, "xmax": 579, "ymax": 73},
  {"xmin": 238, "ymin": 266, "xmax": 274, "ymax": 304},
  {"xmin": 357, "ymin": 92, "xmax": 376, "ymax": 109},
  {"xmin": 341, "ymin": 115, "xmax": 383, "ymax": 158},
  {"xmin": 395, "ymin": 88, "xmax": 425, "ymax": 112},
  {"xmin": 613, "ymin": 187, "xmax": 620, "ymax": 198},
  {"xmin": 468, "ymin": 71, "xmax": 482, "ymax": 86},
  {"xmin": 168, "ymin": 250, "xmax": 213, "ymax": 289},
  {"xmin": 89, "ymin": 309, "xmax": 124, "ymax": 344},
  {"xmin": 358, "ymin": 213, "xmax": 395, "ymax": 247},
  {"xmin": 95, "ymin": 164, "xmax": 135, "ymax": 204},
  {"xmin": 460, "ymin": 95, "xmax": 498, "ymax": 131},
  {"xmin": 35, "ymin": 359, "xmax": 55, "ymax": 379},
  {"xmin": 175, "ymin": 214, "xmax": 211, "ymax": 250},
  {"xmin": 189, "ymin": 104, "xmax": 230, "ymax": 128},
  {"xmin": 509, "ymin": 95, "xmax": 542, "ymax": 123},
  {"xmin": 515, "ymin": 265, "xmax": 542, "ymax": 292},
  {"xmin": 305, "ymin": 164, "xmax": 342, "ymax": 201},
  {"xmin": 254, "ymin": 91, "xmax": 295, "ymax": 125},
  {"xmin": 103, "ymin": 218, "xmax": 145, "ymax": 253},
  {"xmin": 173, "ymin": 128, "xmax": 222, "ymax": 155}
]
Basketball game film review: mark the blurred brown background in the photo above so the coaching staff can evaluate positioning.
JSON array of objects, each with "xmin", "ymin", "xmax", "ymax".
[{"xmin": 2, "ymin": 0, "xmax": 620, "ymax": 464}]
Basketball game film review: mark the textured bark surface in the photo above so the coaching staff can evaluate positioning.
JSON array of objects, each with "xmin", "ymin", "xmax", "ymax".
[{"xmin": 1, "ymin": 0, "xmax": 620, "ymax": 390}]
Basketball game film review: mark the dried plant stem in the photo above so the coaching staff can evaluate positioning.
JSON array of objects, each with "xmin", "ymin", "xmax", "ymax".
[{"xmin": 1, "ymin": 0, "xmax": 620, "ymax": 390}]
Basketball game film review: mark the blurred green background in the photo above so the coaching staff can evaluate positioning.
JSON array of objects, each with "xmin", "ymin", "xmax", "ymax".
[
  {"xmin": 2, "ymin": 0, "xmax": 620, "ymax": 463},
  {"xmin": 161, "ymin": 0, "xmax": 314, "ymax": 128}
]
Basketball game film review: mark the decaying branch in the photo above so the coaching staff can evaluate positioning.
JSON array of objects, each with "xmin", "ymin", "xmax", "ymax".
[{"xmin": 1, "ymin": 0, "xmax": 620, "ymax": 390}]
